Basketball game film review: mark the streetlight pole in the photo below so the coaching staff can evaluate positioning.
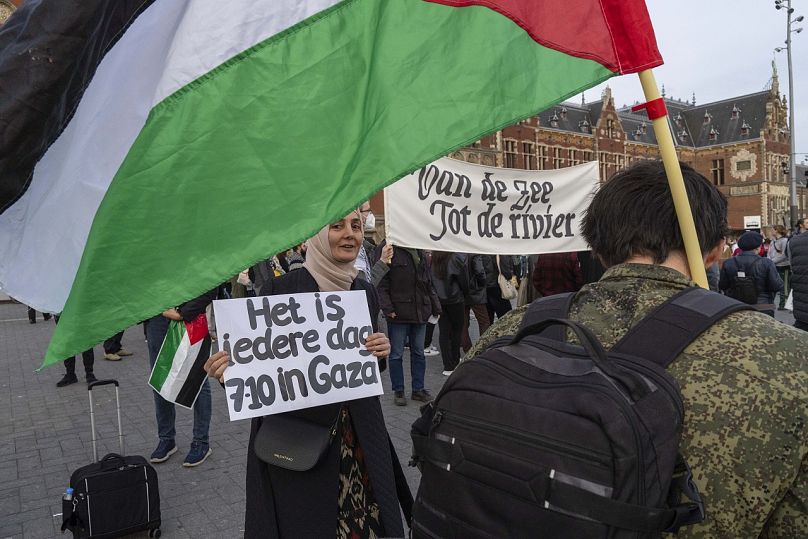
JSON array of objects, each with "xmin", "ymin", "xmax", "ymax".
[{"xmin": 776, "ymin": 0, "xmax": 803, "ymax": 228}]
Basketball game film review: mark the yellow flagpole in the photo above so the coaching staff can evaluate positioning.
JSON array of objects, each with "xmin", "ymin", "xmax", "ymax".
[{"xmin": 637, "ymin": 70, "xmax": 708, "ymax": 289}]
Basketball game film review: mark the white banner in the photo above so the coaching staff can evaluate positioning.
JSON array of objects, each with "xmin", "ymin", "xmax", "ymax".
[
  {"xmin": 385, "ymin": 158, "xmax": 599, "ymax": 254},
  {"xmin": 213, "ymin": 291, "xmax": 383, "ymax": 421}
]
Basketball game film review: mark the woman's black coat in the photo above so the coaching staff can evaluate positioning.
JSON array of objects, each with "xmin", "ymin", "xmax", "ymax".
[{"xmin": 245, "ymin": 268, "xmax": 404, "ymax": 538}]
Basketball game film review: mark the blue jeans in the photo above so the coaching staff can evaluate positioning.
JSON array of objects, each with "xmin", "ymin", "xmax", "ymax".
[
  {"xmin": 387, "ymin": 322, "xmax": 427, "ymax": 393},
  {"xmin": 146, "ymin": 316, "xmax": 211, "ymax": 445}
]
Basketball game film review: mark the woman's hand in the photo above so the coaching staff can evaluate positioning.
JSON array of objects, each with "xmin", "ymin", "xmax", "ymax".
[
  {"xmin": 364, "ymin": 332, "xmax": 390, "ymax": 359},
  {"xmin": 204, "ymin": 351, "xmax": 230, "ymax": 383},
  {"xmin": 161, "ymin": 308, "xmax": 183, "ymax": 321}
]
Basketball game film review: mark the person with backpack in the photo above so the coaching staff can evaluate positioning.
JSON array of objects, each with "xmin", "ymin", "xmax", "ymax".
[
  {"xmin": 719, "ymin": 231, "xmax": 782, "ymax": 316},
  {"xmin": 417, "ymin": 161, "xmax": 807, "ymax": 537}
]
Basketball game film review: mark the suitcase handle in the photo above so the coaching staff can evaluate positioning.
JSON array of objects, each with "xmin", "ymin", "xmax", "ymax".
[
  {"xmin": 88, "ymin": 379, "xmax": 125, "ymax": 461},
  {"xmin": 88, "ymin": 379, "xmax": 119, "ymax": 390},
  {"xmin": 99, "ymin": 453, "xmax": 127, "ymax": 471}
]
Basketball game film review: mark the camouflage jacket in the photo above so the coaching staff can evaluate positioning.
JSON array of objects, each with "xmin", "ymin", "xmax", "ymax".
[{"xmin": 466, "ymin": 263, "xmax": 808, "ymax": 538}]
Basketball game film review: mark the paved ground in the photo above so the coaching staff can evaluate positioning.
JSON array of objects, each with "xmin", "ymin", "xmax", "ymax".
[
  {"xmin": 0, "ymin": 302, "xmax": 463, "ymax": 538},
  {"xmin": 0, "ymin": 301, "xmax": 796, "ymax": 538}
]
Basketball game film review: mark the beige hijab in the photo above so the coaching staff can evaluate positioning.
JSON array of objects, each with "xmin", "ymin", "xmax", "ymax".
[{"xmin": 303, "ymin": 215, "xmax": 360, "ymax": 291}]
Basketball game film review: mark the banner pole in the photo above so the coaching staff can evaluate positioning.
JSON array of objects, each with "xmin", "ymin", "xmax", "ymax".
[{"xmin": 637, "ymin": 69, "xmax": 708, "ymax": 289}]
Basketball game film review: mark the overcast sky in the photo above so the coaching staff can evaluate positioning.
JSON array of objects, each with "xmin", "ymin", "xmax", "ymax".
[{"xmin": 580, "ymin": 0, "xmax": 807, "ymax": 165}]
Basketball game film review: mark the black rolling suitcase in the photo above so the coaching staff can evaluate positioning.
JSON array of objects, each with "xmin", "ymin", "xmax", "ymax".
[{"xmin": 61, "ymin": 380, "xmax": 161, "ymax": 538}]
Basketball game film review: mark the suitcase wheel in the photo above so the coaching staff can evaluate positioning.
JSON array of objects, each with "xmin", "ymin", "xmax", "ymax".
[{"xmin": 149, "ymin": 529, "xmax": 161, "ymax": 538}]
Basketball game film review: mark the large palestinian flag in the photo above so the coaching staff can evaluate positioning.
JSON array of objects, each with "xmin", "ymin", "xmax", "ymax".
[{"xmin": 0, "ymin": 0, "xmax": 662, "ymax": 367}]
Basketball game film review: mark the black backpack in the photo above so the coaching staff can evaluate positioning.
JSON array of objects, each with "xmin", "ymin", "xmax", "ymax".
[
  {"xmin": 725, "ymin": 256, "xmax": 762, "ymax": 304},
  {"xmin": 410, "ymin": 287, "xmax": 752, "ymax": 538}
]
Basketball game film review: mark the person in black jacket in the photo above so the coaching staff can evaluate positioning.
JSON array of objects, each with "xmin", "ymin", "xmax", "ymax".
[
  {"xmin": 204, "ymin": 211, "xmax": 405, "ymax": 539},
  {"xmin": 431, "ymin": 251, "xmax": 471, "ymax": 374},
  {"xmin": 789, "ymin": 230, "xmax": 808, "ymax": 331},
  {"xmin": 461, "ymin": 254, "xmax": 489, "ymax": 353},
  {"xmin": 719, "ymin": 231, "xmax": 783, "ymax": 317},
  {"xmin": 146, "ymin": 289, "xmax": 217, "ymax": 466},
  {"xmin": 375, "ymin": 239, "xmax": 441, "ymax": 406}
]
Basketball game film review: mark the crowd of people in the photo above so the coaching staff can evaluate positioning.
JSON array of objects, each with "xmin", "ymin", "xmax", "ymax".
[{"xmin": 30, "ymin": 162, "xmax": 806, "ymax": 537}]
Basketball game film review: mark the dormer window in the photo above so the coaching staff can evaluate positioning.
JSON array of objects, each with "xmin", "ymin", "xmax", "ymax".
[
  {"xmin": 560, "ymin": 106, "xmax": 568, "ymax": 119},
  {"xmin": 550, "ymin": 112, "xmax": 559, "ymax": 128},
  {"xmin": 731, "ymin": 105, "xmax": 741, "ymax": 120},
  {"xmin": 703, "ymin": 111, "xmax": 712, "ymax": 124},
  {"xmin": 708, "ymin": 127, "xmax": 719, "ymax": 141},
  {"xmin": 679, "ymin": 130, "xmax": 689, "ymax": 140},
  {"xmin": 634, "ymin": 127, "xmax": 644, "ymax": 139},
  {"xmin": 675, "ymin": 113, "xmax": 683, "ymax": 126},
  {"xmin": 741, "ymin": 121, "xmax": 751, "ymax": 136},
  {"xmin": 640, "ymin": 122, "xmax": 647, "ymax": 134},
  {"xmin": 579, "ymin": 119, "xmax": 590, "ymax": 133}
]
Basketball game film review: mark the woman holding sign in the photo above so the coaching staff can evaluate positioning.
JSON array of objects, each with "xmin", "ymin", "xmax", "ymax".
[{"xmin": 205, "ymin": 210, "xmax": 406, "ymax": 539}]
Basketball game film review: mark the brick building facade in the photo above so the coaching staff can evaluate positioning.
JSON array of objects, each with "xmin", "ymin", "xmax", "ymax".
[{"xmin": 445, "ymin": 67, "xmax": 805, "ymax": 232}]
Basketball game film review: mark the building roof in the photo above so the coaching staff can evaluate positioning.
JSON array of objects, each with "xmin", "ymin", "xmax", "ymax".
[
  {"xmin": 534, "ymin": 89, "xmax": 774, "ymax": 149},
  {"xmin": 678, "ymin": 91, "xmax": 770, "ymax": 147},
  {"xmin": 535, "ymin": 103, "xmax": 594, "ymax": 135}
]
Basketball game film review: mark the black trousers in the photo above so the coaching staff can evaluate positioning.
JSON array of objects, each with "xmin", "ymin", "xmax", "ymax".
[
  {"xmin": 64, "ymin": 350, "xmax": 95, "ymax": 375},
  {"xmin": 438, "ymin": 302, "xmax": 465, "ymax": 371},
  {"xmin": 103, "ymin": 330, "xmax": 124, "ymax": 354},
  {"xmin": 424, "ymin": 322, "xmax": 436, "ymax": 348},
  {"xmin": 54, "ymin": 315, "xmax": 94, "ymax": 374},
  {"xmin": 486, "ymin": 286, "xmax": 512, "ymax": 322},
  {"xmin": 27, "ymin": 307, "xmax": 50, "ymax": 322}
]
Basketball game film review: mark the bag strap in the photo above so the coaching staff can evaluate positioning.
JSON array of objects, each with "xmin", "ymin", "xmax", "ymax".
[
  {"xmin": 388, "ymin": 435, "xmax": 414, "ymax": 528},
  {"xmin": 610, "ymin": 287, "xmax": 753, "ymax": 368},
  {"xmin": 417, "ymin": 435, "xmax": 704, "ymax": 533},
  {"xmin": 751, "ymin": 255, "xmax": 764, "ymax": 278},
  {"xmin": 545, "ymin": 470, "xmax": 704, "ymax": 533},
  {"xmin": 519, "ymin": 292, "xmax": 576, "ymax": 341}
]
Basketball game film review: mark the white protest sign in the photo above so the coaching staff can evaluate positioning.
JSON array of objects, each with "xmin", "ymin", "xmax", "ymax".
[
  {"xmin": 385, "ymin": 158, "xmax": 598, "ymax": 254},
  {"xmin": 213, "ymin": 291, "xmax": 383, "ymax": 421}
]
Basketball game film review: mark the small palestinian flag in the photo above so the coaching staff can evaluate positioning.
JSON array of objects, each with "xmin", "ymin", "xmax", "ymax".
[
  {"xmin": 148, "ymin": 314, "xmax": 211, "ymax": 409},
  {"xmin": 0, "ymin": 0, "xmax": 662, "ymax": 367}
]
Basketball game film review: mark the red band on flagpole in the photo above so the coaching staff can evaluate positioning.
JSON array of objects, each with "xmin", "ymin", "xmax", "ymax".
[{"xmin": 631, "ymin": 98, "xmax": 668, "ymax": 120}]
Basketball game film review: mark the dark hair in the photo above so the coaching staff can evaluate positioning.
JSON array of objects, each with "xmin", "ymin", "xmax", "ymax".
[
  {"xmin": 774, "ymin": 225, "xmax": 787, "ymax": 237},
  {"xmin": 431, "ymin": 251, "xmax": 451, "ymax": 280},
  {"xmin": 581, "ymin": 160, "xmax": 729, "ymax": 267}
]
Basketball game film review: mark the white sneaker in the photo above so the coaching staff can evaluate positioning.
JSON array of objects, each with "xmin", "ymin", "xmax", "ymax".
[
  {"xmin": 442, "ymin": 370, "xmax": 454, "ymax": 376},
  {"xmin": 424, "ymin": 346, "xmax": 439, "ymax": 356}
]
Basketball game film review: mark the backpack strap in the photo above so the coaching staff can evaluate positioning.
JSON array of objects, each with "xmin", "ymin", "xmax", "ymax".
[
  {"xmin": 610, "ymin": 287, "xmax": 753, "ymax": 368},
  {"xmin": 520, "ymin": 292, "xmax": 576, "ymax": 341}
]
